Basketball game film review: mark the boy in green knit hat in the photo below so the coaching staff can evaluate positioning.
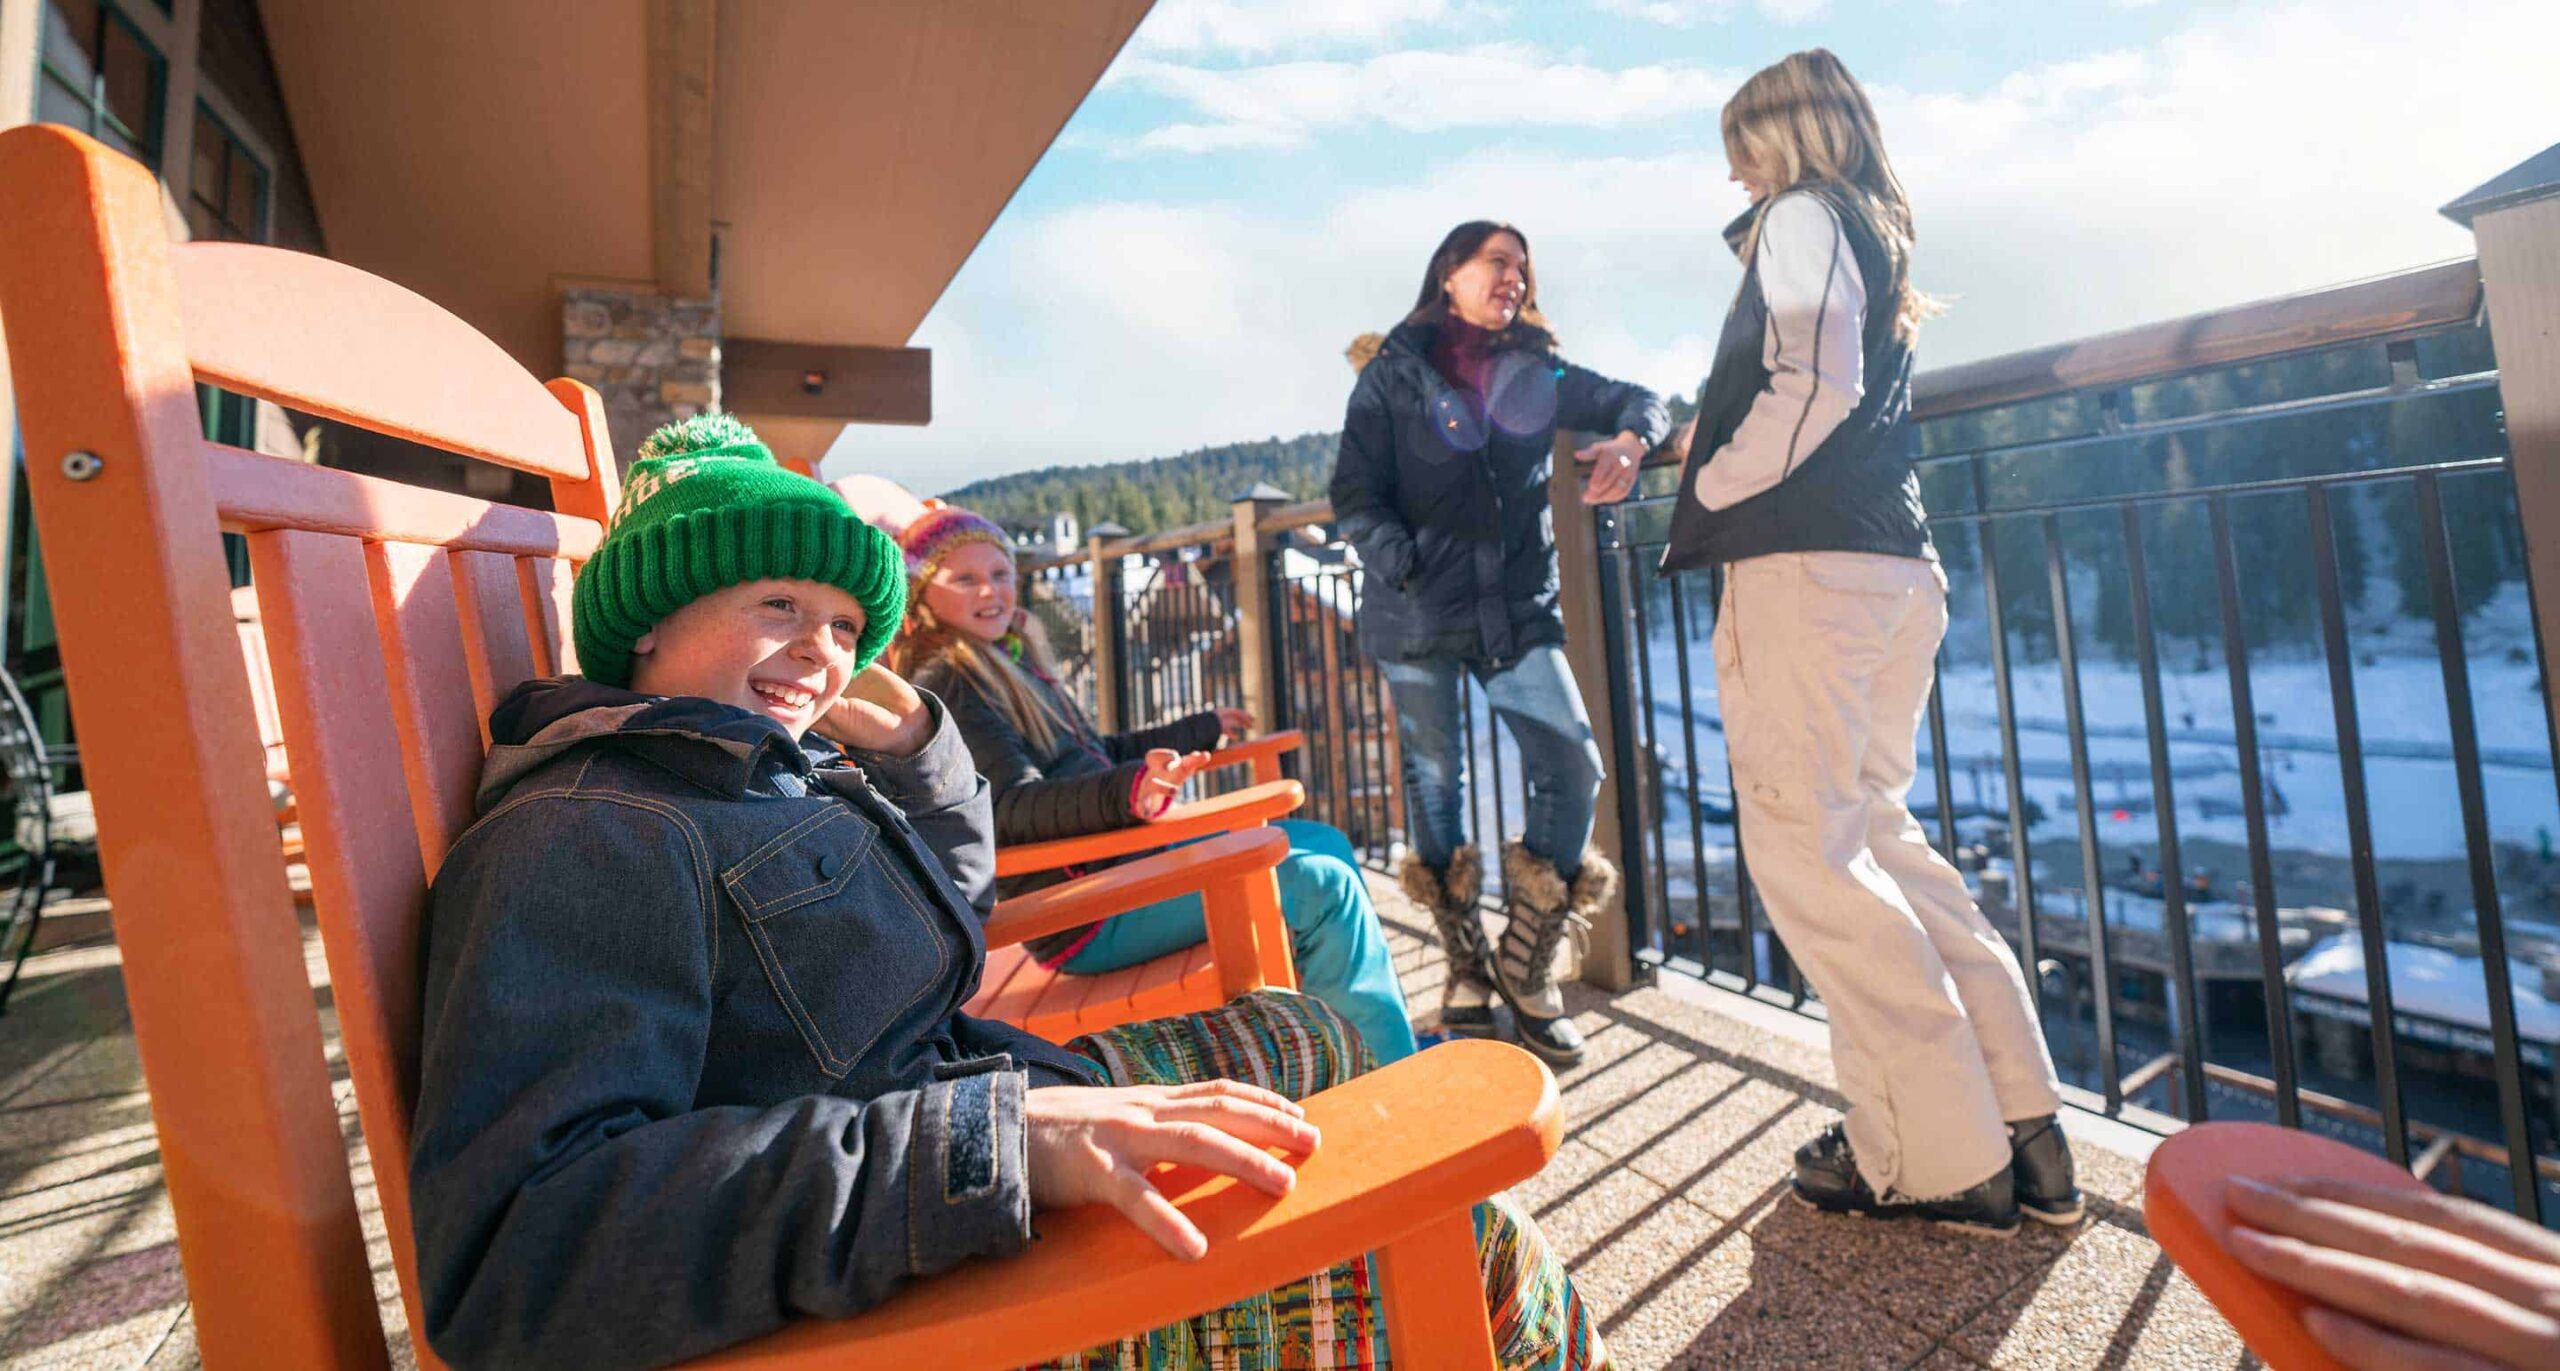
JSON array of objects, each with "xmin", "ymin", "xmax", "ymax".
[{"xmin": 407, "ymin": 413, "xmax": 1603, "ymax": 1370}]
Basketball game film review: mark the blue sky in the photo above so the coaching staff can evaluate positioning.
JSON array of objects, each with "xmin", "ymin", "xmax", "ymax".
[{"xmin": 826, "ymin": 0, "xmax": 2560, "ymax": 495}]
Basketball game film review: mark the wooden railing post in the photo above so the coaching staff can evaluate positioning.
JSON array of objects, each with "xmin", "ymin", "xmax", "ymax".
[
  {"xmin": 2447, "ymin": 146, "xmax": 2560, "ymax": 762},
  {"xmin": 1087, "ymin": 530, "xmax": 1124, "ymax": 734},
  {"xmin": 1549, "ymin": 435, "xmax": 1639, "ymax": 991},
  {"xmin": 1230, "ymin": 483, "xmax": 1291, "ymax": 736}
]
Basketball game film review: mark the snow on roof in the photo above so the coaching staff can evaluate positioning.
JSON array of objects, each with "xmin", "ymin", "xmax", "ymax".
[{"xmin": 2287, "ymin": 934, "xmax": 2560, "ymax": 1043}]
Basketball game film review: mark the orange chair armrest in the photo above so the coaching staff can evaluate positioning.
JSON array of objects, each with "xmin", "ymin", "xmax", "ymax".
[
  {"xmin": 2143, "ymin": 1121, "xmax": 2429, "ymax": 1371},
  {"xmin": 1205, "ymin": 730, "xmax": 1304, "ymax": 784},
  {"xmin": 993, "ymin": 779, "xmax": 1305, "ymax": 878},
  {"xmin": 981, "ymin": 828, "xmax": 1288, "ymax": 949},
  {"xmin": 688, "ymin": 1040, "xmax": 1561, "ymax": 1370}
]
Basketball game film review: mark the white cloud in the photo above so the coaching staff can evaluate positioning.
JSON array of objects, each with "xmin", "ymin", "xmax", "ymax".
[
  {"xmin": 1132, "ymin": 0, "xmax": 1464, "ymax": 56},
  {"xmin": 1109, "ymin": 45, "xmax": 1741, "ymax": 153},
  {"xmin": 854, "ymin": 0, "xmax": 2560, "ymax": 492},
  {"xmin": 1591, "ymin": 0, "xmax": 1832, "ymax": 25}
]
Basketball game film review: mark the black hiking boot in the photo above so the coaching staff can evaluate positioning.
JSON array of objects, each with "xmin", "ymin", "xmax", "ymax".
[
  {"xmin": 2008, "ymin": 1114, "xmax": 2085, "ymax": 1225},
  {"xmin": 1790, "ymin": 1123, "xmax": 2022, "ymax": 1238}
]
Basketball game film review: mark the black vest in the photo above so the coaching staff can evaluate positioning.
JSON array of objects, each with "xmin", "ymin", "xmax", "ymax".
[{"xmin": 1659, "ymin": 186, "xmax": 1930, "ymax": 574}]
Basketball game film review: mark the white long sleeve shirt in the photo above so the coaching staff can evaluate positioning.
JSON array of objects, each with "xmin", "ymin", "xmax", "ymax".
[{"xmin": 1694, "ymin": 192, "xmax": 1869, "ymax": 513}]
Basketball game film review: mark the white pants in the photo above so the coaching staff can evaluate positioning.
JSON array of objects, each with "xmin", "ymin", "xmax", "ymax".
[{"xmin": 1714, "ymin": 551, "xmax": 2063, "ymax": 1200}]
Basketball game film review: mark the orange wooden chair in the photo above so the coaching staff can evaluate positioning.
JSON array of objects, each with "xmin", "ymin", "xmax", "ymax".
[
  {"xmin": 968, "ymin": 729, "xmax": 1314, "ymax": 1041},
  {"xmin": 0, "ymin": 124, "xmax": 1560, "ymax": 1370},
  {"xmin": 2145, "ymin": 1121, "xmax": 2433, "ymax": 1371}
]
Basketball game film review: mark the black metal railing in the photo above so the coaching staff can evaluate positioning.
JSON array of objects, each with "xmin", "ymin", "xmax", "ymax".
[
  {"xmin": 1047, "ymin": 259, "xmax": 2558, "ymax": 1226},
  {"xmin": 1593, "ymin": 307, "xmax": 2555, "ymax": 1224}
]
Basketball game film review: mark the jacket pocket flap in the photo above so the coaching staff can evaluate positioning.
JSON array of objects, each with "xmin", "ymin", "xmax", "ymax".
[{"xmin": 722, "ymin": 805, "xmax": 878, "ymax": 922}]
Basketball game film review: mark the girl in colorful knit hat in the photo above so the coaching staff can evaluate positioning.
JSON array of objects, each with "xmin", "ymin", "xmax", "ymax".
[
  {"xmin": 888, "ymin": 502, "xmax": 1420, "ymax": 1065},
  {"xmin": 408, "ymin": 416, "xmax": 1599, "ymax": 1369}
]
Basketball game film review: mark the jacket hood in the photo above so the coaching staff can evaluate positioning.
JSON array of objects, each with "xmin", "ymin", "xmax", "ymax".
[{"xmin": 477, "ymin": 676, "xmax": 835, "ymax": 812}]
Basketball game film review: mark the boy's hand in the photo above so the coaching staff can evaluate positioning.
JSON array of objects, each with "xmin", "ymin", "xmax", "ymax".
[
  {"xmin": 1025, "ymin": 1080, "xmax": 1316, "ymax": 1260},
  {"xmin": 1213, "ymin": 706, "xmax": 1255, "ymax": 744},
  {"xmin": 815, "ymin": 666, "xmax": 932, "ymax": 757},
  {"xmin": 1135, "ymin": 748, "xmax": 1211, "ymax": 820}
]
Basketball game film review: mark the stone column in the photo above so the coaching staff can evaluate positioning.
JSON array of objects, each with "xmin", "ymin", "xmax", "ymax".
[{"xmin": 560, "ymin": 286, "xmax": 720, "ymax": 468}]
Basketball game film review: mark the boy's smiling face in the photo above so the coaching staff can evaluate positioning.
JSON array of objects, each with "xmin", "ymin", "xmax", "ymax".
[{"xmin": 628, "ymin": 579, "xmax": 867, "ymax": 738}]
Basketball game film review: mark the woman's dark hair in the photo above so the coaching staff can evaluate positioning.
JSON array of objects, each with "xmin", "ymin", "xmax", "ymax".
[{"xmin": 1404, "ymin": 220, "xmax": 1558, "ymax": 349}]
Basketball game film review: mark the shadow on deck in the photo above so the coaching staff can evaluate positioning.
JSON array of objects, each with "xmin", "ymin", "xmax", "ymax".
[{"xmin": 0, "ymin": 872, "xmax": 2258, "ymax": 1370}]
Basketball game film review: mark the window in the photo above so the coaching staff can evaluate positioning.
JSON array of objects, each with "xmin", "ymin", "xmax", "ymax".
[
  {"xmin": 186, "ymin": 104, "xmax": 269, "ymax": 244},
  {"xmin": 37, "ymin": 0, "xmax": 166, "ymax": 167}
]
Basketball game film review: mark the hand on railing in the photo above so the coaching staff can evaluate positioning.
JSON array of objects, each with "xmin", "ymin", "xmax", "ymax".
[
  {"xmin": 1573, "ymin": 430, "xmax": 1649, "ymax": 506},
  {"xmin": 1136, "ymin": 748, "xmax": 1213, "ymax": 820}
]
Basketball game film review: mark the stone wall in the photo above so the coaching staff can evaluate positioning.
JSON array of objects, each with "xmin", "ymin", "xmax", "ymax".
[{"xmin": 561, "ymin": 287, "xmax": 720, "ymax": 468}]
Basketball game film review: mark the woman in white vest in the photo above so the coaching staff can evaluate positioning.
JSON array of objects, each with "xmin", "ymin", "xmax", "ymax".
[{"xmin": 1659, "ymin": 49, "xmax": 2078, "ymax": 1237}]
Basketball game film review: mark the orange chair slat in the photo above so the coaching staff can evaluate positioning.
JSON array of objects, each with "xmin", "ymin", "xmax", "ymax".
[
  {"xmin": 967, "ymin": 942, "xmax": 1035, "ymax": 1005},
  {"xmin": 2145, "ymin": 1122, "xmax": 2427, "ymax": 1371},
  {"xmin": 174, "ymin": 241, "xmax": 588, "ymax": 480},
  {"xmin": 0, "ymin": 124, "xmax": 389, "ymax": 1369},
  {"xmin": 518, "ymin": 558, "xmax": 562, "ymax": 677},
  {"xmin": 208, "ymin": 442, "xmax": 600, "ymax": 559},
  {"xmin": 1378, "ymin": 1209, "xmax": 1501, "ymax": 1365},
  {"xmin": 983, "ymin": 829, "xmax": 1289, "ymax": 950},
  {"xmin": 688, "ymin": 1040, "xmax": 1560, "ymax": 1369},
  {"xmin": 1122, "ymin": 943, "xmax": 1217, "ymax": 1023},
  {"xmin": 449, "ymin": 551, "xmax": 541, "ymax": 741},
  {"xmin": 523, "ymin": 555, "xmax": 581, "ymax": 676},
  {"xmin": 1205, "ymin": 730, "xmax": 1303, "ymax": 787},
  {"xmin": 1022, "ymin": 957, "xmax": 1103, "ymax": 1042},
  {"xmin": 365, "ymin": 540, "xmax": 492, "ymax": 876},
  {"xmin": 969, "ymin": 949, "xmax": 1058, "ymax": 1030},
  {"xmin": 234, "ymin": 589, "xmax": 292, "ymax": 783},
  {"xmin": 249, "ymin": 529, "xmax": 449, "ymax": 1369},
  {"xmin": 1063, "ymin": 960, "xmax": 1151, "ymax": 1035},
  {"xmin": 540, "ymin": 378, "xmax": 621, "ymax": 528},
  {"xmin": 994, "ymin": 780, "xmax": 1304, "ymax": 878}
]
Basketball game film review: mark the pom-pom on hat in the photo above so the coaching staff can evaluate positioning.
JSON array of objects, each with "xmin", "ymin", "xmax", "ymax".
[
  {"xmin": 895, "ymin": 502, "xmax": 1015, "ymax": 586},
  {"xmin": 570, "ymin": 413, "xmax": 907, "ymax": 687}
]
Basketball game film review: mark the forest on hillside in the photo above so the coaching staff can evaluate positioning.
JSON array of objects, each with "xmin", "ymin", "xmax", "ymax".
[{"xmin": 944, "ymin": 395, "xmax": 1702, "ymax": 535}]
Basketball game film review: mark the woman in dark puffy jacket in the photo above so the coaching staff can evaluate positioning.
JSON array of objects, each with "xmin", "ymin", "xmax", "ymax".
[
  {"xmin": 891, "ymin": 503, "xmax": 1417, "ymax": 1063},
  {"xmin": 1328, "ymin": 221, "xmax": 1668, "ymax": 1068}
]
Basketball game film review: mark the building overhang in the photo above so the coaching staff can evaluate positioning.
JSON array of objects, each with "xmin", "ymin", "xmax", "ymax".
[{"xmin": 255, "ymin": 0, "xmax": 1148, "ymax": 459}]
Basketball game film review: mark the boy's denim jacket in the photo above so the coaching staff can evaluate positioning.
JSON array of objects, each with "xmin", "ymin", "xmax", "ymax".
[{"xmin": 408, "ymin": 677, "xmax": 1105, "ymax": 1370}]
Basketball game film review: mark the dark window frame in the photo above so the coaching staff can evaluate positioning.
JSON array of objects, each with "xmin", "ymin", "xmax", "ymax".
[
  {"xmin": 36, "ymin": 0, "xmax": 168, "ymax": 169},
  {"xmin": 186, "ymin": 99, "xmax": 271, "ymax": 245}
]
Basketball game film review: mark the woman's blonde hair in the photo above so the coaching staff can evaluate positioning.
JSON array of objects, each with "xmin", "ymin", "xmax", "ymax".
[
  {"xmin": 889, "ymin": 600, "xmax": 1088, "ymax": 759},
  {"xmin": 1721, "ymin": 49, "xmax": 1936, "ymax": 341}
]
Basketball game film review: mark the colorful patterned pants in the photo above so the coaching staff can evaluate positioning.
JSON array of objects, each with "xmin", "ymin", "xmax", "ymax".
[{"xmin": 1037, "ymin": 989, "xmax": 1609, "ymax": 1370}]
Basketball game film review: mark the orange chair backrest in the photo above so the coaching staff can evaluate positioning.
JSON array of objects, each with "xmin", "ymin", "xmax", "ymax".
[{"xmin": 0, "ymin": 125, "xmax": 620, "ymax": 1371}]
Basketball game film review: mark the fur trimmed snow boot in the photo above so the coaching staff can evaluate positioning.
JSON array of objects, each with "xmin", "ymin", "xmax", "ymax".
[
  {"xmin": 1399, "ymin": 845, "xmax": 1501, "ymax": 1038},
  {"xmin": 1493, "ymin": 843, "xmax": 1616, "ymax": 1068}
]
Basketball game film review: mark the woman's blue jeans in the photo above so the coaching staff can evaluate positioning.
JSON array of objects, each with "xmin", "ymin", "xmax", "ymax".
[
  {"xmin": 1060, "ymin": 819, "xmax": 1420, "ymax": 1063},
  {"xmin": 1376, "ymin": 644, "xmax": 1604, "ymax": 880}
]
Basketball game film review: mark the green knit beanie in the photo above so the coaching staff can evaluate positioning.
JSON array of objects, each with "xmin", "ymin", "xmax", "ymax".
[{"xmin": 571, "ymin": 414, "xmax": 906, "ymax": 688}]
